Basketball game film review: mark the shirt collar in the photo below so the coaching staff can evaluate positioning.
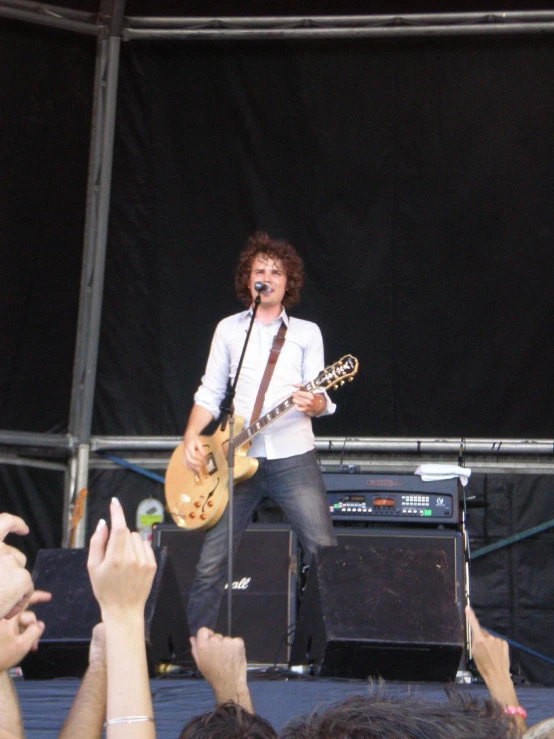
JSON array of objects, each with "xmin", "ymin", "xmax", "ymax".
[{"xmin": 245, "ymin": 306, "xmax": 289, "ymax": 326}]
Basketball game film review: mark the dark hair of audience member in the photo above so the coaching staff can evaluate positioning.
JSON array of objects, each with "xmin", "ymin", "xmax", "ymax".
[
  {"xmin": 279, "ymin": 691, "xmax": 520, "ymax": 739},
  {"xmin": 178, "ymin": 701, "xmax": 277, "ymax": 739}
]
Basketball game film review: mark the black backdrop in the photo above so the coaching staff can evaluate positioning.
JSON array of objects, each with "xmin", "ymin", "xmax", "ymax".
[
  {"xmin": 96, "ymin": 34, "xmax": 554, "ymax": 438},
  {"xmin": 1, "ymin": 25, "xmax": 552, "ymax": 438},
  {"xmin": 0, "ymin": 22, "xmax": 94, "ymax": 431}
]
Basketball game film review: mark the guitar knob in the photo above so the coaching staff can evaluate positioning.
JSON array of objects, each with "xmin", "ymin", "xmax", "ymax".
[
  {"xmin": 200, "ymin": 513, "xmax": 207, "ymax": 520},
  {"xmin": 207, "ymin": 500, "xmax": 214, "ymax": 507},
  {"xmin": 194, "ymin": 501, "xmax": 201, "ymax": 508},
  {"xmin": 189, "ymin": 512, "xmax": 196, "ymax": 518}
]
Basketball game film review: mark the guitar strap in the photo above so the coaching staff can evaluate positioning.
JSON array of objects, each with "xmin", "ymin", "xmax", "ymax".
[{"xmin": 250, "ymin": 320, "xmax": 288, "ymax": 425}]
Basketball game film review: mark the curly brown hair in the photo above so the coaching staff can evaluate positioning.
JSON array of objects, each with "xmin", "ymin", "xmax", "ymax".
[{"xmin": 234, "ymin": 231, "xmax": 305, "ymax": 309}]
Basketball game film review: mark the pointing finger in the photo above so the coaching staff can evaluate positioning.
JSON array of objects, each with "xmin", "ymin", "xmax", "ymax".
[{"xmin": 0, "ymin": 513, "xmax": 29, "ymax": 541}]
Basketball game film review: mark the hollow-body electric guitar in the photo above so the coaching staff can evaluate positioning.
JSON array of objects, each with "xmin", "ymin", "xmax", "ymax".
[{"xmin": 165, "ymin": 354, "xmax": 359, "ymax": 531}]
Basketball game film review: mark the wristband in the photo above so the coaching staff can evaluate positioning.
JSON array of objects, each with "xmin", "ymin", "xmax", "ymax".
[
  {"xmin": 504, "ymin": 706, "xmax": 527, "ymax": 719},
  {"xmin": 104, "ymin": 716, "xmax": 155, "ymax": 727}
]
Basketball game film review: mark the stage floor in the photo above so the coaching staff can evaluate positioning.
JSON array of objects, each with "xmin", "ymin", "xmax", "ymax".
[{"xmin": 15, "ymin": 672, "xmax": 554, "ymax": 738}]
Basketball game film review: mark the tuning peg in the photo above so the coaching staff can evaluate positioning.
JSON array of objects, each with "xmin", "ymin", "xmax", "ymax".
[{"xmin": 348, "ymin": 377, "xmax": 353, "ymax": 382}]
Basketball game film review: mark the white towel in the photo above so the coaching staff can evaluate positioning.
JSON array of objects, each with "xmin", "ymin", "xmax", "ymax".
[{"xmin": 415, "ymin": 463, "xmax": 471, "ymax": 487}]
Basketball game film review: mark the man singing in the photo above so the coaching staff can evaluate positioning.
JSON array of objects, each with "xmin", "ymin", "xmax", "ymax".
[{"xmin": 182, "ymin": 231, "xmax": 337, "ymax": 635}]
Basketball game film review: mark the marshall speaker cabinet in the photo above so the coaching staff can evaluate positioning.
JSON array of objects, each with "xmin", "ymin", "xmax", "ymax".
[
  {"xmin": 290, "ymin": 527, "xmax": 465, "ymax": 681},
  {"xmin": 152, "ymin": 523, "xmax": 297, "ymax": 664}
]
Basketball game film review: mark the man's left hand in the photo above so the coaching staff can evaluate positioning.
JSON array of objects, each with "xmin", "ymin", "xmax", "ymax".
[{"xmin": 292, "ymin": 386, "xmax": 325, "ymax": 417}]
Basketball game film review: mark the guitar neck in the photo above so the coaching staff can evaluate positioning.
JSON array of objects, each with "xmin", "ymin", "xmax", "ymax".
[{"xmin": 234, "ymin": 380, "xmax": 317, "ymax": 450}]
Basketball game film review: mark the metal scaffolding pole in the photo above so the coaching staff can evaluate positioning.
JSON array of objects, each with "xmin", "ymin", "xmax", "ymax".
[
  {"xmin": 0, "ymin": 0, "xmax": 101, "ymax": 34},
  {"xmin": 125, "ymin": 11, "xmax": 554, "ymax": 28},
  {"xmin": 66, "ymin": 0, "xmax": 126, "ymax": 548},
  {"xmin": 82, "ymin": 435, "xmax": 554, "ymax": 475},
  {"xmin": 88, "ymin": 434, "xmax": 554, "ymax": 456},
  {"xmin": 122, "ymin": 11, "xmax": 554, "ymax": 41}
]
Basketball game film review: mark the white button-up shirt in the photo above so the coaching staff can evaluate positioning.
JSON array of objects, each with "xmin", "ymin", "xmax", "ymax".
[{"xmin": 194, "ymin": 309, "xmax": 336, "ymax": 459}]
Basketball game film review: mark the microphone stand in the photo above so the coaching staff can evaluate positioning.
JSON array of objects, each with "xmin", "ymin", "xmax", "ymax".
[{"xmin": 219, "ymin": 290, "xmax": 262, "ymax": 636}]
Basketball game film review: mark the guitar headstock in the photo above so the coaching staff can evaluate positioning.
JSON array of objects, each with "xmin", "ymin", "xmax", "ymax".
[{"xmin": 314, "ymin": 354, "xmax": 359, "ymax": 391}]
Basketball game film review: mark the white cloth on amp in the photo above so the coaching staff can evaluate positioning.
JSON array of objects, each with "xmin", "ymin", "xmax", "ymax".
[{"xmin": 415, "ymin": 463, "xmax": 472, "ymax": 487}]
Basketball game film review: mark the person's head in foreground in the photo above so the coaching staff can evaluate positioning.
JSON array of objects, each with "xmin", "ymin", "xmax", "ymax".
[
  {"xmin": 178, "ymin": 701, "xmax": 277, "ymax": 739},
  {"xmin": 279, "ymin": 691, "xmax": 520, "ymax": 739}
]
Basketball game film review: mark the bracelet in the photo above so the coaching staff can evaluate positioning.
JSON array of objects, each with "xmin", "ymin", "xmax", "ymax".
[
  {"xmin": 504, "ymin": 706, "xmax": 527, "ymax": 719},
  {"xmin": 104, "ymin": 716, "xmax": 155, "ymax": 728}
]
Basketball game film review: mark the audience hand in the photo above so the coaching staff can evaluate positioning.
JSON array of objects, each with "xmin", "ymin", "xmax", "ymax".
[
  {"xmin": 0, "ymin": 513, "xmax": 34, "ymax": 620},
  {"xmin": 87, "ymin": 499, "xmax": 156, "ymax": 738},
  {"xmin": 467, "ymin": 606, "xmax": 511, "ymax": 686},
  {"xmin": 87, "ymin": 497, "xmax": 157, "ymax": 621},
  {"xmin": 466, "ymin": 606, "xmax": 526, "ymax": 733},
  {"xmin": 0, "ymin": 590, "xmax": 51, "ymax": 671},
  {"xmin": 190, "ymin": 628, "xmax": 253, "ymax": 712}
]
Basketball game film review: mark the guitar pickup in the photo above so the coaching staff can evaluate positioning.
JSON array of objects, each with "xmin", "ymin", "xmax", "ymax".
[{"xmin": 205, "ymin": 453, "xmax": 217, "ymax": 475}]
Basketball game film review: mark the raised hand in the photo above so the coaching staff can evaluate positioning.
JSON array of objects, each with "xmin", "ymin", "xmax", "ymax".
[
  {"xmin": 467, "ymin": 606, "xmax": 511, "ymax": 685},
  {"xmin": 0, "ymin": 513, "xmax": 34, "ymax": 620},
  {"xmin": 87, "ymin": 498, "xmax": 157, "ymax": 620},
  {"xmin": 190, "ymin": 627, "xmax": 253, "ymax": 712},
  {"xmin": 0, "ymin": 590, "xmax": 51, "ymax": 671},
  {"xmin": 466, "ymin": 606, "xmax": 526, "ymax": 733},
  {"xmin": 86, "ymin": 499, "xmax": 157, "ymax": 738}
]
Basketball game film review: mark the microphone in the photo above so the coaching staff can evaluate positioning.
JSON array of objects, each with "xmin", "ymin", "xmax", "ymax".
[{"xmin": 254, "ymin": 281, "xmax": 272, "ymax": 294}]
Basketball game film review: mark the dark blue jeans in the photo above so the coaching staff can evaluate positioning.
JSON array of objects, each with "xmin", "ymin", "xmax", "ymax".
[{"xmin": 186, "ymin": 450, "xmax": 337, "ymax": 635}]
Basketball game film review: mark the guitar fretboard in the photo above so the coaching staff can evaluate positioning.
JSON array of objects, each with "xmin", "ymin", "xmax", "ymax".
[{"xmin": 234, "ymin": 380, "xmax": 317, "ymax": 450}]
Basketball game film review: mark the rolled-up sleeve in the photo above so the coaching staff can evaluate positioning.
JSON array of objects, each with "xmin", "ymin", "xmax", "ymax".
[
  {"xmin": 302, "ymin": 324, "xmax": 336, "ymax": 417},
  {"xmin": 193, "ymin": 319, "xmax": 231, "ymax": 417}
]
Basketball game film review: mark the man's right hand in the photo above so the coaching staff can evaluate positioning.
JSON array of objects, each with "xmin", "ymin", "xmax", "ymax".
[
  {"xmin": 182, "ymin": 432, "xmax": 207, "ymax": 473},
  {"xmin": 182, "ymin": 405, "xmax": 214, "ymax": 472}
]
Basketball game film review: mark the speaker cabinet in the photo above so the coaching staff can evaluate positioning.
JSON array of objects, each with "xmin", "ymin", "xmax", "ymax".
[
  {"xmin": 21, "ymin": 547, "xmax": 188, "ymax": 679},
  {"xmin": 290, "ymin": 528, "xmax": 465, "ymax": 681},
  {"xmin": 152, "ymin": 523, "xmax": 297, "ymax": 664}
]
